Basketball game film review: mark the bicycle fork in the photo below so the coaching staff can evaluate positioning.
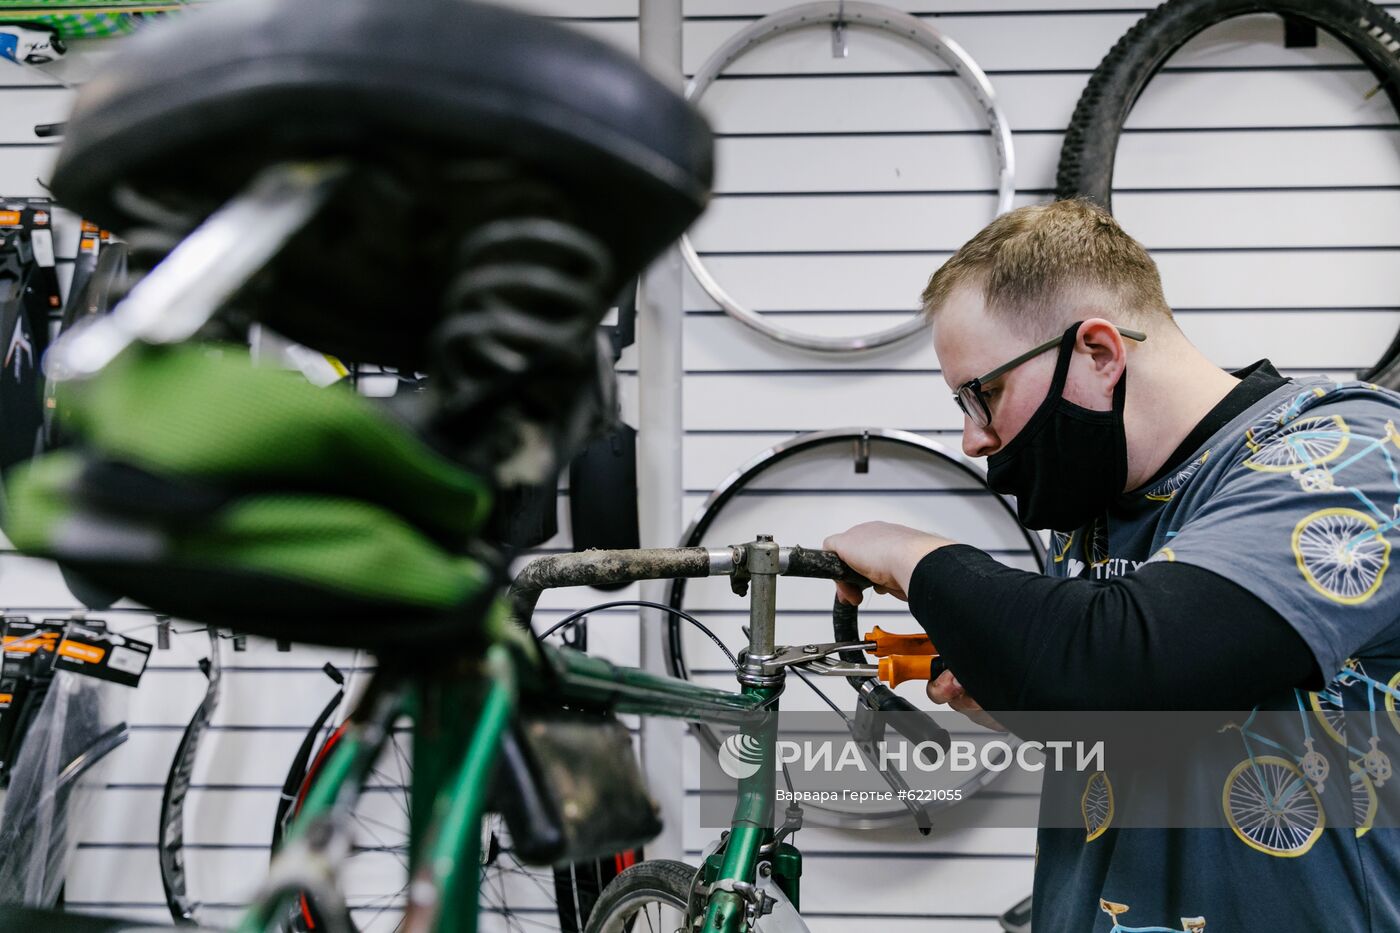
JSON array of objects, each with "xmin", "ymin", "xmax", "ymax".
[{"xmin": 702, "ymin": 536, "xmax": 805, "ymax": 932}]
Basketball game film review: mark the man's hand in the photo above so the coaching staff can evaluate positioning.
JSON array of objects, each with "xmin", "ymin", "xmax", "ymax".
[
  {"xmin": 928, "ymin": 670, "xmax": 1007, "ymax": 731},
  {"xmin": 821, "ymin": 521, "xmax": 953, "ymax": 605}
]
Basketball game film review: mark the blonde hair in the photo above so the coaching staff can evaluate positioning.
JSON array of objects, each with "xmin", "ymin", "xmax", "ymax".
[{"xmin": 921, "ymin": 199, "xmax": 1172, "ymax": 337}]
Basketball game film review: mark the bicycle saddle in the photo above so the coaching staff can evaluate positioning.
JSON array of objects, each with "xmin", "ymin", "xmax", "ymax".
[
  {"xmin": 6, "ymin": 345, "xmax": 498, "ymax": 648},
  {"xmin": 52, "ymin": 0, "xmax": 712, "ymax": 367}
]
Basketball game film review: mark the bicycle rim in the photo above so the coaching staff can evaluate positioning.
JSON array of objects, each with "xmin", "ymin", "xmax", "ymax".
[
  {"xmin": 158, "ymin": 628, "xmax": 222, "ymax": 926},
  {"xmin": 282, "ymin": 675, "xmax": 573, "ymax": 932},
  {"xmin": 666, "ymin": 428, "xmax": 1047, "ymax": 827}
]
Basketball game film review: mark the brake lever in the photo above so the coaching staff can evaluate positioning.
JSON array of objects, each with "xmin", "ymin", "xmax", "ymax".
[{"xmin": 848, "ymin": 701, "xmax": 933, "ymax": 834}]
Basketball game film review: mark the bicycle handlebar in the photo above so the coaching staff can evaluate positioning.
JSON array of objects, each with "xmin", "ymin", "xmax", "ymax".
[
  {"xmin": 510, "ymin": 544, "xmax": 951, "ymax": 761},
  {"xmin": 507, "ymin": 544, "xmax": 870, "ymax": 630},
  {"xmin": 508, "ymin": 546, "xmax": 716, "ymax": 626}
]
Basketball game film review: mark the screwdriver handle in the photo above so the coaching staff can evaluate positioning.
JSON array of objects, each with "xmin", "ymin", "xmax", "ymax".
[{"xmin": 864, "ymin": 625, "xmax": 935, "ymax": 657}]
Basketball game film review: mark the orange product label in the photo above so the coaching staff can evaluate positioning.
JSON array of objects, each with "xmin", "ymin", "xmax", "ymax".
[
  {"xmin": 79, "ymin": 235, "xmax": 98, "ymax": 254},
  {"xmin": 0, "ymin": 211, "xmax": 21, "ymax": 227},
  {"xmin": 4, "ymin": 632, "xmax": 58, "ymax": 654},
  {"xmin": 33, "ymin": 211, "xmax": 48, "ymax": 226},
  {"xmin": 0, "ymin": 695, "xmax": 12, "ymax": 705},
  {"xmin": 57, "ymin": 640, "xmax": 105, "ymax": 664},
  {"xmin": 81, "ymin": 220, "xmax": 99, "ymax": 233}
]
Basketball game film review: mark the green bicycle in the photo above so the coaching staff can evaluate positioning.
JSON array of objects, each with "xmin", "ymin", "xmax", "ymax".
[
  {"xmin": 0, "ymin": 1, "xmax": 960, "ymax": 931},
  {"xmin": 226, "ymin": 539, "xmax": 948, "ymax": 933}
]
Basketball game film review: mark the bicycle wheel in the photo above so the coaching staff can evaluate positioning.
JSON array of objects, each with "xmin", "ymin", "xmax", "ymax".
[
  {"xmin": 584, "ymin": 860, "xmax": 694, "ymax": 933},
  {"xmin": 681, "ymin": 3, "xmax": 1014, "ymax": 353},
  {"xmin": 1143, "ymin": 451, "xmax": 1210, "ymax": 503},
  {"xmin": 1242, "ymin": 416, "xmax": 1349, "ymax": 473},
  {"xmin": 1351, "ymin": 761, "xmax": 1379, "ymax": 838},
  {"xmin": 1307, "ymin": 660, "xmax": 1363, "ymax": 747},
  {"xmin": 158, "ymin": 629, "xmax": 222, "ymax": 927},
  {"xmin": 1054, "ymin": 0, "xmax": 1400, "ymax": 386},
  {"xmin": 1081, "ymin": 771, "xmax": 1115, "ymax": 842},
  {"xmin": 1291, "ymin": 508, "xmax": 1391, "ymax": 606},
  {"xmin": 667, "ymin": 429, "xmax": 1047, "ymax": 828},
  {"xmin": 1222, "ymin": 755, "xmax": 1324, "ymax": 857},
  {"xmin": 1057, "ymin": 0, "xmax": 1400, "ymax": 210},
  {"xmin": 281, "ymin": 720, "xmax": 409, "ymax": 932},
  {"xmin": 281, "ymin": 687, "xmax": 572, "ymax": 932}
]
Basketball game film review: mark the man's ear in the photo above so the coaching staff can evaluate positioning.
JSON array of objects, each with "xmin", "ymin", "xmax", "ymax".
[{"xmin": 1077, "ymin": 318, "xmax": 1127, "ymax": 396}]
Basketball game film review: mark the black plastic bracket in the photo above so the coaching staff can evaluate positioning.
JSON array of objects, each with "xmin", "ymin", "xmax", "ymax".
[{"xmin": 1283, "ymin": 16, "xmax": 1318, "ymax": 48}]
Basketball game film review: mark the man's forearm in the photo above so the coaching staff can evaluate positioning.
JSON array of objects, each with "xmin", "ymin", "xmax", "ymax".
[{"xmin": 905, "ymin": 545, "xmax": 1319, "ymax": 711}]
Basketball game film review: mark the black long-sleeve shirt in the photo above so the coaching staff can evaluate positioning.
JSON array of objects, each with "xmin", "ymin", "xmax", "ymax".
[
  {"xmin": 906, "ymin": 361, "xmax": 1321, "ymax": 711},
  {"xmin": 907, "ymin": 546, "xmax": 1319, "ymax": 710}
]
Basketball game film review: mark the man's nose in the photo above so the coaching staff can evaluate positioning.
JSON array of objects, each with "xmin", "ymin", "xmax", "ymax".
[{"xmin": 962, "ymin": 417, "xmax": 1000, "ymax": 458}]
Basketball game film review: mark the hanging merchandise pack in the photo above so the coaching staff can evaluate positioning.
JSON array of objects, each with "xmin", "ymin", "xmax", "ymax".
[
  {"xmin": 0, "ymin": 202, "xmax": 62, "ymax": 473},
  {"xmin": 0, "ymin": 617, "xmax": 150, "ymax": 906}
]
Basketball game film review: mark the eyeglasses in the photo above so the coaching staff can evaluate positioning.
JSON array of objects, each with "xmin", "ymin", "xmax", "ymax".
[{"xmin": 953, "ymin": 325, "xmax": 1146, "ymax": 429}]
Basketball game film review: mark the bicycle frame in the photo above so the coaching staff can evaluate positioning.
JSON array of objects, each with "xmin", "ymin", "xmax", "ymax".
[
  {"xmin": 240, "ymin": 646, "xmax": 780, "ymax": 933},
  {"xmin": 237, "ymin": 540, "xmax": 887, "ymax": 933}
]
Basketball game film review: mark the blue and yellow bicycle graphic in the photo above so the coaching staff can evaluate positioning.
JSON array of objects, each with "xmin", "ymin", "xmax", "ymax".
[
  {"xmin": 1219, "ymin": 667, "xmax": 1400, "ymax": 857},
  {"xmin": 1242, "ymin": 391, "xmax": 1400, "ymax": 606},
  {"xmin": 1100, "ymin": 898, "xmax": 1204, "ymax": 932}
]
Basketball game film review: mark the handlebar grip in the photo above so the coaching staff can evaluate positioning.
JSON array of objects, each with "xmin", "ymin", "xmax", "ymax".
[
  {"xmin": 831, "ymin": 598, "xmax": 860, "ymax": 645},
  {"xmin": 864, "ymin": 626, "xmax": 935, "ymax": 658},
  {"xmin": 785, "ymin": 546, "xmax": 870, "ymax": 587},
  {"xmin": 508, "ymin": 547, "xmax": 714, "ymax": 631},
  {"xmin": 863, "ymin": 684, "xmax": 952, "ymax": 757},
  {"xmin": 830, "ymin": 598, "xmax": 872, "ymax": 690}
]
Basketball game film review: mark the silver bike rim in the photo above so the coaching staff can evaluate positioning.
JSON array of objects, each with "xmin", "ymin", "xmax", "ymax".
[{"xmin": 682, "ymin": 1, "xmax": 1016, "ymax": 353}]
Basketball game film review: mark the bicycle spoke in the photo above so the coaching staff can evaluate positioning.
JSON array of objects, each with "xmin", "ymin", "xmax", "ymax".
[
  {"xmin": 568, "ymin": 863, "xmax": 583, "ymax": 933},
  {"xmin": 358, "ymin": 889, "xmax": 408, "ymax": 933},
  {"xmin": 504, "ymin": 851, "xmax": 560, "ymax": 903}
]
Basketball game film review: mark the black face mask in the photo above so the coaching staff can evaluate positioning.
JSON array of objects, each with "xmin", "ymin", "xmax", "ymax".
[{"xmin": 985, "ymin": 322, "xmax": 1128, "ymax": 533}]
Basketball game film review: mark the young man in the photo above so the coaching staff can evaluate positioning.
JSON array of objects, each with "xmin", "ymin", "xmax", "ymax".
[{"xmin": 824, "ymin": 199, "xmax": 1400, "ymax": 931}]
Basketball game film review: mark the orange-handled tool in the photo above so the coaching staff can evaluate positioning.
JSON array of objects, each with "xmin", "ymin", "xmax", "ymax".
[
  {"xmin": 864, "ymin": 625, "xmax": 935, "ymax": 657},
  {"xmin": 877, "ymin": 655, "xmax": 947, "ymax": 687}
]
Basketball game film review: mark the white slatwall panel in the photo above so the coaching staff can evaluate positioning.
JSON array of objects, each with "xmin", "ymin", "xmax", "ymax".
[
  {"xmin": 0, "ymin": 1, "xmax": 1394, "ymax": 930},
  {"xmin": 673, "ymin": 4, "xmax": 1399, "ymax": 930}
]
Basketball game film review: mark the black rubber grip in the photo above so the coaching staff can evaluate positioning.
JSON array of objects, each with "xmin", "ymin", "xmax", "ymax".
[
  {"xmin": 785, "ymin": 546, "xmax": 871, "ymax": 587},
  {"xmin": 865, "ymin": 683, "xmax": 952, "ymax": 758},
  {"xmin": 831, "ymin": 597, "xmax": 860, "ymax": 645},
  {"xmin": 830, "ymin": 597, "xmax": 871, "ymax": 690}
]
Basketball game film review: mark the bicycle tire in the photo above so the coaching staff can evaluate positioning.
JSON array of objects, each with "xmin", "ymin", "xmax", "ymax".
[
  {"xmin": 158, "ymin": 629, "xmax": 221, "ymax": 927},
  {"xmin": 271, "ymin": 664, "xmax": 345, "ymax": 856},
  {"xmin": 1057, "ymin": 0, "xmax": 1400, "ymax": 208},
  {"xmin": 666, "ymin": 428, "xmax": 1046, "ymax": 828},
  {"xmin": 281, "ymin": 720, "xmax": 352, "ymax": 933},
  {"xmin": 1053, "ymin": 0, "xmax": 1400, "ymax": 384},
  {"xmin": 584, "ymin": 859, "xmax": 695, "ymax": 933},
  {"xmin": 281, "ymin": 680, "xmax": 591, "ymax": 933}
]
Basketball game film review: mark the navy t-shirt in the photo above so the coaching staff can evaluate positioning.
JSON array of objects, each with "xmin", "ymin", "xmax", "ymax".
[{"xmin": 1037, "ymin": 364, "xmax": 1400, "ymax": 932}]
